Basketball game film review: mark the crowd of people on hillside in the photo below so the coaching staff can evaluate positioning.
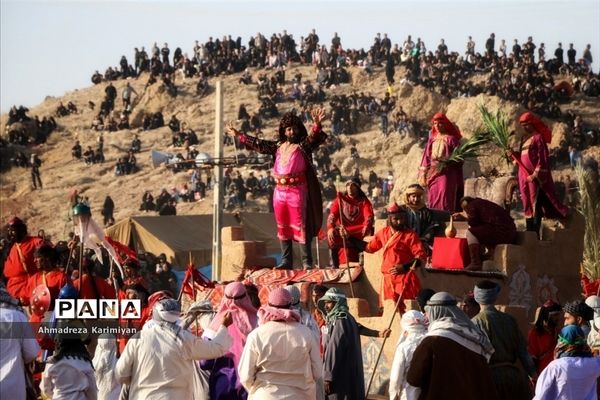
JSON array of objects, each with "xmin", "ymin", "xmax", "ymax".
[
  {"xmin": 2, "ymin": 97, "xmax": 600, "ymax": 400},
  {"xmin": 82, "ymin": 31, "xmax": 598, "ymax": 145}
]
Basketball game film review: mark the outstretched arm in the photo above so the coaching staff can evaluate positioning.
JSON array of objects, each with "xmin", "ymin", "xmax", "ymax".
[
  {"xmin": 305, "ymin": 107, "xmax": 328, "ymax": 151},
  {"xmin": 226, "ymin": 122, "xmax": 278, "ymax": 155}
]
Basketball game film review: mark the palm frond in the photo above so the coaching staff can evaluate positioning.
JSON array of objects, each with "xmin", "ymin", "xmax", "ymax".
[
  {"xmin": 478, "ymin": 104, "xmax": 514, "ymax": 164},
  {"xmin": 575, "ymin": 163, "xmax": 600, "ymax": 280},
  {"xmin": 436, "ymin": 133, "xmax": 488, "ymax": 172}
]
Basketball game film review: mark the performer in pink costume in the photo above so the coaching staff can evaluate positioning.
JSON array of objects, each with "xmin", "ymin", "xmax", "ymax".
[
  {"xmin": 418, "ymin": 113, "xmax": 464, "ymax": 212},
  {"xmin": 227, "ymin": 107, "xmax": 327, "ymax": 269},
  {"xmin": 512, "ymin": 112, "xmax": 568, "ymax": 236}
]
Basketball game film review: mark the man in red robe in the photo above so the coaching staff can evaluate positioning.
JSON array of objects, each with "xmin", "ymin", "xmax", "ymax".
[
  {"xmin": 25, "ymin": 244, "xmax": 67, "ymax": 324},
  {"xmin": 73, "ymin": 256, "xmax": 116, "ymax": 299},
  {"xmin": 326, "ymin": 178, "xmax": 374, "ymax": 268},
  {"xmin": 512, "ymin": 112, "xmax": 568, "ymax": 237},
  {"xmin": 3, "ymin": 217, "xmax": 44, "ymax": 304},
  {"xmin": 353, "ymin": 204, "xmax": 427, "ymax": 310},
  {"xmin": 452, "ymin": 196, "xmax": 517, "ymax": 270}
]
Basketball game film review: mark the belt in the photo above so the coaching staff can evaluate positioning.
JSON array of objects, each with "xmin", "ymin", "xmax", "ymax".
[{"xmin": 275, "ymin": 174, "xmax": 306, "ymax": 186}]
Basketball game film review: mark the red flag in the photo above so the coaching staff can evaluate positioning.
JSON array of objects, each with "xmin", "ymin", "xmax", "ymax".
[
  {"xmin": 181, "ymin": 264, "xmax": 215, "ymax": 298},
  {"xmin": 104, "ymin": 236, "xmax": 137, "ymax": 264}
]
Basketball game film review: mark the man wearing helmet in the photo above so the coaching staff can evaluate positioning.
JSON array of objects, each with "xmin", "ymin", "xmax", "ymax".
[{"xmin": 227, "ymin": 107, "xmax": 327, "ymax": 269}]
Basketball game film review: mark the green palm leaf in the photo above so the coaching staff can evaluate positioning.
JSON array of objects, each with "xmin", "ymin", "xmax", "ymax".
[
  {"xmin": 478, "ymin": 104, "xmax": 514, "ymax": 164},
  {"xmin": 575, "ymin": 163, "xmax": 600, "ymax": 280},
  {"xmin": 436, "ymin": 133, "xmax": 488, "ymax": 172}
]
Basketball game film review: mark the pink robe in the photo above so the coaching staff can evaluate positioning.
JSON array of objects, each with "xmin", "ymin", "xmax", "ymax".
[
  {"xmin": 516, "ymin": 133, "xmax": 568, "ymax": 219},
  {"xmin": 239, "ymin": 128, "xmax": 326, "ymax": 243},
  {"xmin": 420, "ymin": 134, "xmax": 464, "ymax": 212},
  {"xmin": 273, "ymin": 144, "xmax": 308, "ymax": 243}
]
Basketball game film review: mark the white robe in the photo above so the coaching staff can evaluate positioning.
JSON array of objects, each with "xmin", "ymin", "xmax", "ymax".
[
  {"xmin": 115, "ymin": 323, "xmax": 231, "ymax": 400},
  {"xmin": 238, "ymin": 320, "xmax": 323, "ymax": 399},
  {"xmin": 0, "ymin": 306, "xmax": 40, "ymax": 400},
  {"xmin": 534, "ymin": 357, "xmax": 600, "ymax": 400},
  {"xmin": 389, "ymin": 330, "xmax": 426, "ymax": 400},
  {"xmin": 40, "ymin": 358, "xmax": 98, "ymax": 400}
]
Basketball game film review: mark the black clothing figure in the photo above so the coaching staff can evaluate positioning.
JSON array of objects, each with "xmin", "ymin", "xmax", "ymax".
[
  {"xmin": 31, "ymin": 155, "xmax": 42, "ymax": 189},
  {"xmin": 101, "ymin": 196, "xmax": 115, "ymax": 226}
]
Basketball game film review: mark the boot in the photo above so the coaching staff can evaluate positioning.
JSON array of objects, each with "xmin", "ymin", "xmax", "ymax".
[
  {"xmin": 465, "ymin": 243, "xmax": 482, "ymax": 271},
  {"xmin": 276, "ymin": 240, "xmax": 293, "ymax": 270},
  {"xmin": 329, "ymin": 248, "xmax": 340, "ymax": 268},
  {"xmin": 300, "ymin": 236, "xmax": 314, "ymax": 270},
  {"xmin": 526, "ymin": 217, "xmax": 541, "ymax": 239}
]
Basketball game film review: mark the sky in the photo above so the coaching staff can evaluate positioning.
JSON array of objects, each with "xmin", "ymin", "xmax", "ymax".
[{"xmin": 1, "ymin": 0, "xmax": 599, "ymax": 113}]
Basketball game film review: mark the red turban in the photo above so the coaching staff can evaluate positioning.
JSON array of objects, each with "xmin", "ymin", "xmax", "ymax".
[
  {"xmin": 519, "ymin": 112, "xmax": 552, "ymax": 144},
  {"xmin": 387, "ymin": 203, "xmax": 407, "ymax": 215},
  {"xmin": 431, "ymin": 112, "xmax": 462, "ymax": 139}
]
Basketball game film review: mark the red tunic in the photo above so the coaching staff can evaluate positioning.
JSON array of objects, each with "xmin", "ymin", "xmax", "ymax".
[
  {"xmin": 25, "ymin": 270, "xmax": 67, "ymax": 323},
  {"xmin": 327, "ymin": 193, "xmax": 374, "ymax": 263},
  {"xmin": 527, "ymin": 328, "xmax": 557, "ymax": 374},
  {"xmin": 327, "ymin": 193, "xmax": 374, "ymax": 240},
  {"xmin": 4, "ymin": 236, "xmax": 44, "ymax": 303},
  {"xmin": 74, "ymin": 275, "xmax": 117, "ymax": 299},
  {"xmin": 365, "ymin": 226, "xmax": 427, "ymax": 307}
]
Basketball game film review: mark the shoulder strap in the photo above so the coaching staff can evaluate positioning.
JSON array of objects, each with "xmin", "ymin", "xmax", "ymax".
[{"xmin": 14, "ymin": 243, "xmax": 29, "ymax": 274}]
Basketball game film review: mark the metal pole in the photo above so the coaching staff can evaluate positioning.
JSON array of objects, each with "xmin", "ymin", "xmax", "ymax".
[{"xmin": 212, "ymin": 81, "xmax": 224, "ymax": 281}]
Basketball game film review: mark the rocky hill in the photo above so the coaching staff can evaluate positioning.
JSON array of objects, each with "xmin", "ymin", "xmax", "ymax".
[{"xmin": 1, "ymin": 64, "xmax": 599, "ymax": 241}]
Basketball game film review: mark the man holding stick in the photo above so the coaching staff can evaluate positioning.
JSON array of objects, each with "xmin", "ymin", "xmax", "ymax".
[
  {"xmin": 326, "ymin": 177, "xmax": 374, "ymax": 268},
  {"xmin": 351, "ymin": 204, "xmax": 427, "ymax": 311},
  {"xmin": 511, "ymin": 112, "xmax": 568, "ymax": 236}
]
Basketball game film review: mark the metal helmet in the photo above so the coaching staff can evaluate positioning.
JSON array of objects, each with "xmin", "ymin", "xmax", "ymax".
[
  {"xmin": 31, "ymin": 284, "xmax": 51, "ymax": 316},
  {"xmin": 58, "ymin": 283, "xmax": 79, "ymax": 300},
  {"xmin": 72, "ymin": 203, "xmax": 91, "ymax": 216}
]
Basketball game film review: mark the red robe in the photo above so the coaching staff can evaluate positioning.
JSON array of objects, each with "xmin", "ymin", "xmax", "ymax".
[
  {"xmin": 365, "ymin": 226, "xmax": 427, "ymax": 307},
  {"xmin": 465, "ymin": 198, "xmax": 517, "ymax": 246},
  {"xmin": 527, "ymin": 328, "xmax": 557, "ymax": 374},
  {"xmin": 74, "ymin": 275, "xmax": 117, "ymax": 299},
  {"xmin": 4, "ymin": 236, "xmax": 44, "ymax": 304},
  {"xmin": 516, "ymin": 133, "xmax": 568, "ymax": 219},
  {"xmin": 25, "ymin": 270, "xmax": 67, "ymax": 324},
  {"xmin": 327, "ymin": 193, "xmax": 374, "ymax": 262}
]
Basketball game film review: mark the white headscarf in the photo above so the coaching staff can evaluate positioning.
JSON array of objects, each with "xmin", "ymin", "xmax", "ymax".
[{"xmin": 397, "ymin": 310, "xmax": 428, "ymax": 346}]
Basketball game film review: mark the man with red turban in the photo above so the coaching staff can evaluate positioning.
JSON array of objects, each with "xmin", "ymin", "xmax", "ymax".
[
  {"xmin": 352, "ymin": 204, "xmax": 427, "ymax": 310},
  {"xmin": 512, "ymin": 112, "xmax": 568, "ymax": 236},
  {"xmin": 227, "ymin": 108, "xmax": 327, "ymax": 269},
  {"xmin": 418, "ymin": 113, "xmax": 464, "ymax": 212}
]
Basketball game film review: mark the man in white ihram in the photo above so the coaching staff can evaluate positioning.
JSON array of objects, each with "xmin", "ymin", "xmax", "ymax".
[{"xmin": 115, "ymin": 298, "xmax": 233, "ymax": 399}]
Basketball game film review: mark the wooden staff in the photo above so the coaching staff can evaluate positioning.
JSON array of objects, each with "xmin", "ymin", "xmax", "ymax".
[
  {"xmin": 333, "ymin": 181, "xmax": 356, "ymax": 298},
  {"xmin": 365, "ymin": 263, "xmax": 416, "ymax": 396}
]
